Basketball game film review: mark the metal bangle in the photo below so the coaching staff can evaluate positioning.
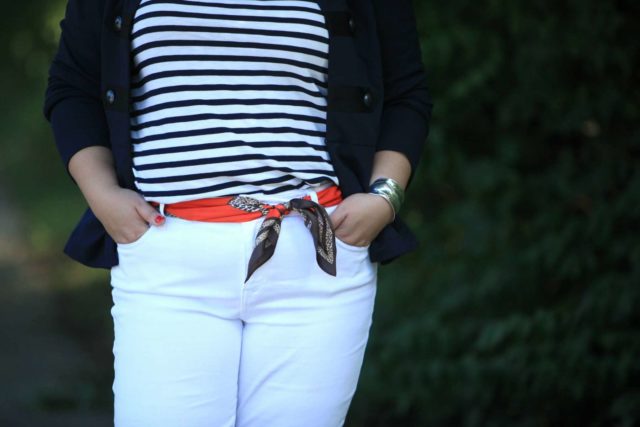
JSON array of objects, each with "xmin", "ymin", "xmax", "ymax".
[
  {"xmin": 368, "ymin": 177, "xmax": 405, "ymax": 215},
  {"xmin": 368, "ymin": 192, "xmax": 396, "ymax": 223}
]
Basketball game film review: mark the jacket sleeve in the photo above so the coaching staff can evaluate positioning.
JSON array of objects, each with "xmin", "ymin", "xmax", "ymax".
[
  {"xmin": 372, "ymin": 0, "xmax": 434, "ymax": 191},
  {"xmin": 42, "ymin": 0, "xmax": 110, "ymax": 186}
]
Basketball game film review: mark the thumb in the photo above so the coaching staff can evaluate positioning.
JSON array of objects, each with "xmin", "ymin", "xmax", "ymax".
[{"xmin": 137, "ymin": 200, "xmax": 165, "ymax": 226}]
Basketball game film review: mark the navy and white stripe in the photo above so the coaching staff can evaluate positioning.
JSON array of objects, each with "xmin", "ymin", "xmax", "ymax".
[{"xmin": 129, "ymin": 0, "xmax": 339, "ymax": 203}]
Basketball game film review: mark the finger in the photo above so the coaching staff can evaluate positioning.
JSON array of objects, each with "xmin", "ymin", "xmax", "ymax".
[
  {"xmin": 329, "ymin": 209, "xmax": 347, "ymax": 231},
  {"xmin": 136, "ymin": 199, "xmax": 165, "ymax": 226}
]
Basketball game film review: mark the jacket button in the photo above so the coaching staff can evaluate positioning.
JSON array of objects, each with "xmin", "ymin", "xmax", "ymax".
[
  {"xmin": 348, "ymin": 16, "xmax": 356, "ymax": 33},
  {"xmin": 363, "ymin": 91, "xmax": 373, "ymax": 107},
  {"xmin": 114, "ymin": 15, "xmax": 123, "ymax": 31},
  {"xmin": 105, "ymin": 89, "xmax": 116, "ymax": 104}
]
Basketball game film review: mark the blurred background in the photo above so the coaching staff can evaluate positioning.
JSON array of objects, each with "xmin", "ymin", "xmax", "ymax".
[{"xmin": 1, "ymin": 0, "xmax": 638, "ymax": 426}]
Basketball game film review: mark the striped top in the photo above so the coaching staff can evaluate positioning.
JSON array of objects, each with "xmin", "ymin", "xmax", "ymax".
[{"xmin": 129, "ymin": 0, "xmax": 339, "ymax": 204}]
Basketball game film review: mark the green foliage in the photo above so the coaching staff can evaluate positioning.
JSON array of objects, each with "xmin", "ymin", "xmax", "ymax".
[{"xmin": 347, "ymin": 1, "xmax": 640, "ymax": 426}]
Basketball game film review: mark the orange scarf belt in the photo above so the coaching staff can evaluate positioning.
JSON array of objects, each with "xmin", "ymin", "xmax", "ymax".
[{"xmin": 149, "ymin": 185, "xmax": 343, "ymax": 282}]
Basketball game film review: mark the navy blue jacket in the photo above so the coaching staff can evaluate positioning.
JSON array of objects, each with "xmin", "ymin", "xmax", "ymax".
[{"xmin": 42, "ymin": 0, "xmax": 433, "ymax": 269}]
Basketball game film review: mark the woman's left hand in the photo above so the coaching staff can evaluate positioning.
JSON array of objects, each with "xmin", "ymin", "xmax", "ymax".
[{"xmin": 328, "ymin": 192, "xmax": 395, "ymax": 247}]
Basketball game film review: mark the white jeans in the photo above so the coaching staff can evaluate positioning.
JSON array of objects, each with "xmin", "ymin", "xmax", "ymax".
[{"xmin": 109, "ymin": 186, "xmax": 378, "ymax": 427}]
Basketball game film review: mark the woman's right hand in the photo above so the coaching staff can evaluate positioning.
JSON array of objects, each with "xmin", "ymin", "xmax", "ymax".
[
  {"xmin": 66, "ymin": 146, "xmax": 165, "ymax": 244},
  {"xmin": 89, "ymin": 185, "xmax": 165, "ymax": 245}
]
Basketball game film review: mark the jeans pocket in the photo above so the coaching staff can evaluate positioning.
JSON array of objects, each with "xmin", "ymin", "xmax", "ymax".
[
  {"xmin": 335, "ymin": 235, "xmax": 371, "ymax": 252},
  {"xmin": 115, "ymin": 223, "xmax": 157, "ymax": 250}
]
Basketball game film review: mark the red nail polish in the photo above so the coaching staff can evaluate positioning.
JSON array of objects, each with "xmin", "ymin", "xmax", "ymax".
[{"xmin": 155, "ymin": 215, "xmax": 165, "ymax": 224}]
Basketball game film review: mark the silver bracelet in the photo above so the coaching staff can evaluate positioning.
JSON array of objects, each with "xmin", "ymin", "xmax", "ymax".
[
  {"xmin": 369, "ymin": 192, "xmax": 396, "ymax": 223},
  {"xmin": 368, "ymin": 177, "xmax": 405, "ymax": 222}
]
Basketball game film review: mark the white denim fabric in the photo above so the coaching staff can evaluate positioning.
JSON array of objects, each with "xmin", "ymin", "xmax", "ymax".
[{"xmin": 109, "ymin": 185, "xmax": 378, "ymax": 427}]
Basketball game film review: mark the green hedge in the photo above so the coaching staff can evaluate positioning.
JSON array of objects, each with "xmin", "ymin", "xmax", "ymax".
[{"xmin": 347, "ymin": 1, "xmax": 639, "ymax": 426}]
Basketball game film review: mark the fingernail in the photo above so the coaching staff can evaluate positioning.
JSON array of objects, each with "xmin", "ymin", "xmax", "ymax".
[{"xmin": 154, "ymin": 215, "xmax": 165, "ymax": 224}]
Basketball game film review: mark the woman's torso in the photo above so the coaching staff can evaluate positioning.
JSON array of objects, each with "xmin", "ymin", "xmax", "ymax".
[{"xmin": 129, "ymin": 0, "xmax": 339, "ymax": 204}]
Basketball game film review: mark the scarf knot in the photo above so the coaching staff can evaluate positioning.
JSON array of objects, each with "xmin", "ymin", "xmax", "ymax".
[{"xmin": 233, "ymin": 196, "xmax": 337, "ymax": 283}]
